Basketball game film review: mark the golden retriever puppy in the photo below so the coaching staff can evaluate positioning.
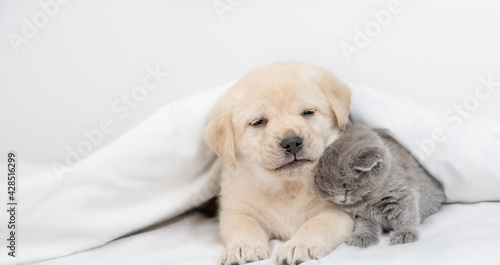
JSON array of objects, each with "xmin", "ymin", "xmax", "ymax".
[{"xmin": 204, "ymin": 62, "xmax": 354, "ymax": 265}]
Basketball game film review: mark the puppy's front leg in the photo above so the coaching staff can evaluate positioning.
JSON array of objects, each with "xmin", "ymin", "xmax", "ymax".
[
  {"xmin": 220, "ymin": 212, "xmax": 270, "ymax": 265},
  {"xmin": 275, "ymin": 209, "xmax": 353, "ymax": 265}
]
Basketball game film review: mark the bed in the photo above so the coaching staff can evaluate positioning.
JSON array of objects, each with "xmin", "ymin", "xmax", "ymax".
[{"xmin": 3, "ymin": 82, "xmax": 500, "ymax": 265}]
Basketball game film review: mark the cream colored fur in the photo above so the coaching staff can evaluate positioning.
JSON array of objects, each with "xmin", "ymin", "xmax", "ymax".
[{"xmin": 204, "ymin": 62, "xmax": 354, "ymax": 265}]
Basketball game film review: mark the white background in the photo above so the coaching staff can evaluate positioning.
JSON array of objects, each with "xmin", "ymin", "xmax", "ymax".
[{"xmin": 1, "ymin": 0, "xmax": 499, "ymax": 166}]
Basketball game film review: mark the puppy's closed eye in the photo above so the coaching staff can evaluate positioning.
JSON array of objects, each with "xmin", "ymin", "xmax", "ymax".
[
  {"xmin": 250, "ymin": 118, "xmax": 268, "ymax": 127},
  {"xmin": 301, "ymin": 109, "xmax": 315, "ymax": 117}
]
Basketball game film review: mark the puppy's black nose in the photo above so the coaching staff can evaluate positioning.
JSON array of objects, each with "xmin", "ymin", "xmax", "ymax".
[{"xmin": 280, "ymin": 136, "xmax": 302, "ymax": 155}]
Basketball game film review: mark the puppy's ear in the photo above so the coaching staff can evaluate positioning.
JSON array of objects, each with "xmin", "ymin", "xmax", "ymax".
[
  {"xmin": 313, "ymin": 67, "xmax": 351, "ymax": 130},
  {"xmin": 353, "ymin": 147, "xmax": 384, "ymax": 176},
  {"xmin": 204, "ymin": 102, "xmax": 236, "ymax": 166}
]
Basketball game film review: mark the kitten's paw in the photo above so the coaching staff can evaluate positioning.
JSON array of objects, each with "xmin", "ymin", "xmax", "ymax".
[
  {"xmin": 221, "ymin": 242, "xmax": 269, "ymax": 265},
  {"xmin": 389, "ymin": 230, "xmax": 419, "ymax": 245},
  {"xmin": 346, "ymin": 233, "xmax": 379, "ymax": 248},
  {"xmin": 275, "ymin": 239, "xmax": 326, "ymax": 265}
]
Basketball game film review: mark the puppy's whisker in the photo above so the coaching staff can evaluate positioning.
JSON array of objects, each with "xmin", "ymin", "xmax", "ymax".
[{"xmin": 331, "ymin": 146, "xmax": 341, "ymax": 154}]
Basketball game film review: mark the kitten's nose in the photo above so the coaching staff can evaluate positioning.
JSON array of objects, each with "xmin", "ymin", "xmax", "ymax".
[{"xmin": 336, "ymin": 194, "xmax": 347, "ymax": 203}]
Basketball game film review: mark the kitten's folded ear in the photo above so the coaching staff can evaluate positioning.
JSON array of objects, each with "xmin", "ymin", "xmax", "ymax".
[{"xmin": 353, "ymin": 147, "xmax": 385, "ymax": 176}]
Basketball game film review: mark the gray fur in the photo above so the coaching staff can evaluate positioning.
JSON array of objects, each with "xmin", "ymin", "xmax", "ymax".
[{"xmin": 314, "ymin": 125, "xmax": 445, "ymax": 247}]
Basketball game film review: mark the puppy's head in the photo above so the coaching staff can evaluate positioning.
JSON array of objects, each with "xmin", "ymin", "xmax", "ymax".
[{"xmin": 204, "ymin": 62, "xmax": 350, "ymax": 180}]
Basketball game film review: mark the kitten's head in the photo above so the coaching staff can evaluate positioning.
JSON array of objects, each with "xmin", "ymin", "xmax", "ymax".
[{"xmin": 314, "ymin": 125, "xmax": 390, "ymax": 205}]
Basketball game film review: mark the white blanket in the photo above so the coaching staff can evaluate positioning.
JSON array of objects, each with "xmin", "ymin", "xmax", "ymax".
[
  {"xmin": 35, "ymin": 202, "xmax": 500, "ymax": 265},
  {"xmin": 2, "ymin": 82, "xmax": 499, "ymax": 264}
]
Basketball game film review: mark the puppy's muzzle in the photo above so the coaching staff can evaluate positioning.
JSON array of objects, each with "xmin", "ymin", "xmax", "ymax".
[{"xmin": 280, "ymin": 136, "xmax": 302, "ymax": 155}]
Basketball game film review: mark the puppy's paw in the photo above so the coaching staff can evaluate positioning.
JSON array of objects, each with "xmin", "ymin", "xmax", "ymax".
[
  {"xmin": 221, "ymin": 242, "xmax": 269, "ymax": 265},
  {"xmin": 389, "ymin": 230, "xmax": 418, "ymax": 245},
  {"xmin": 346, "ymin": 232, "xmax": 379, "ymax": 248},
  {"xmin": 275, "ymin": 239, "xmax": 326, "ymax": 265}
]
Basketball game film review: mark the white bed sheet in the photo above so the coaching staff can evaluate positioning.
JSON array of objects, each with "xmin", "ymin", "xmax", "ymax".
[
  {"xmin": 4, "ymin": 81, "xmax": 499, "ymax": 265},
  {"xmin": 36, "ymin": 202, "xmax": 500, "ymax": 265}
]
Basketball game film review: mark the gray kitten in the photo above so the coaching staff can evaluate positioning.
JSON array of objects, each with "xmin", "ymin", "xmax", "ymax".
[{"xmin": 314, "ymin": 125, "xmax": 445, "ymax": 247}]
